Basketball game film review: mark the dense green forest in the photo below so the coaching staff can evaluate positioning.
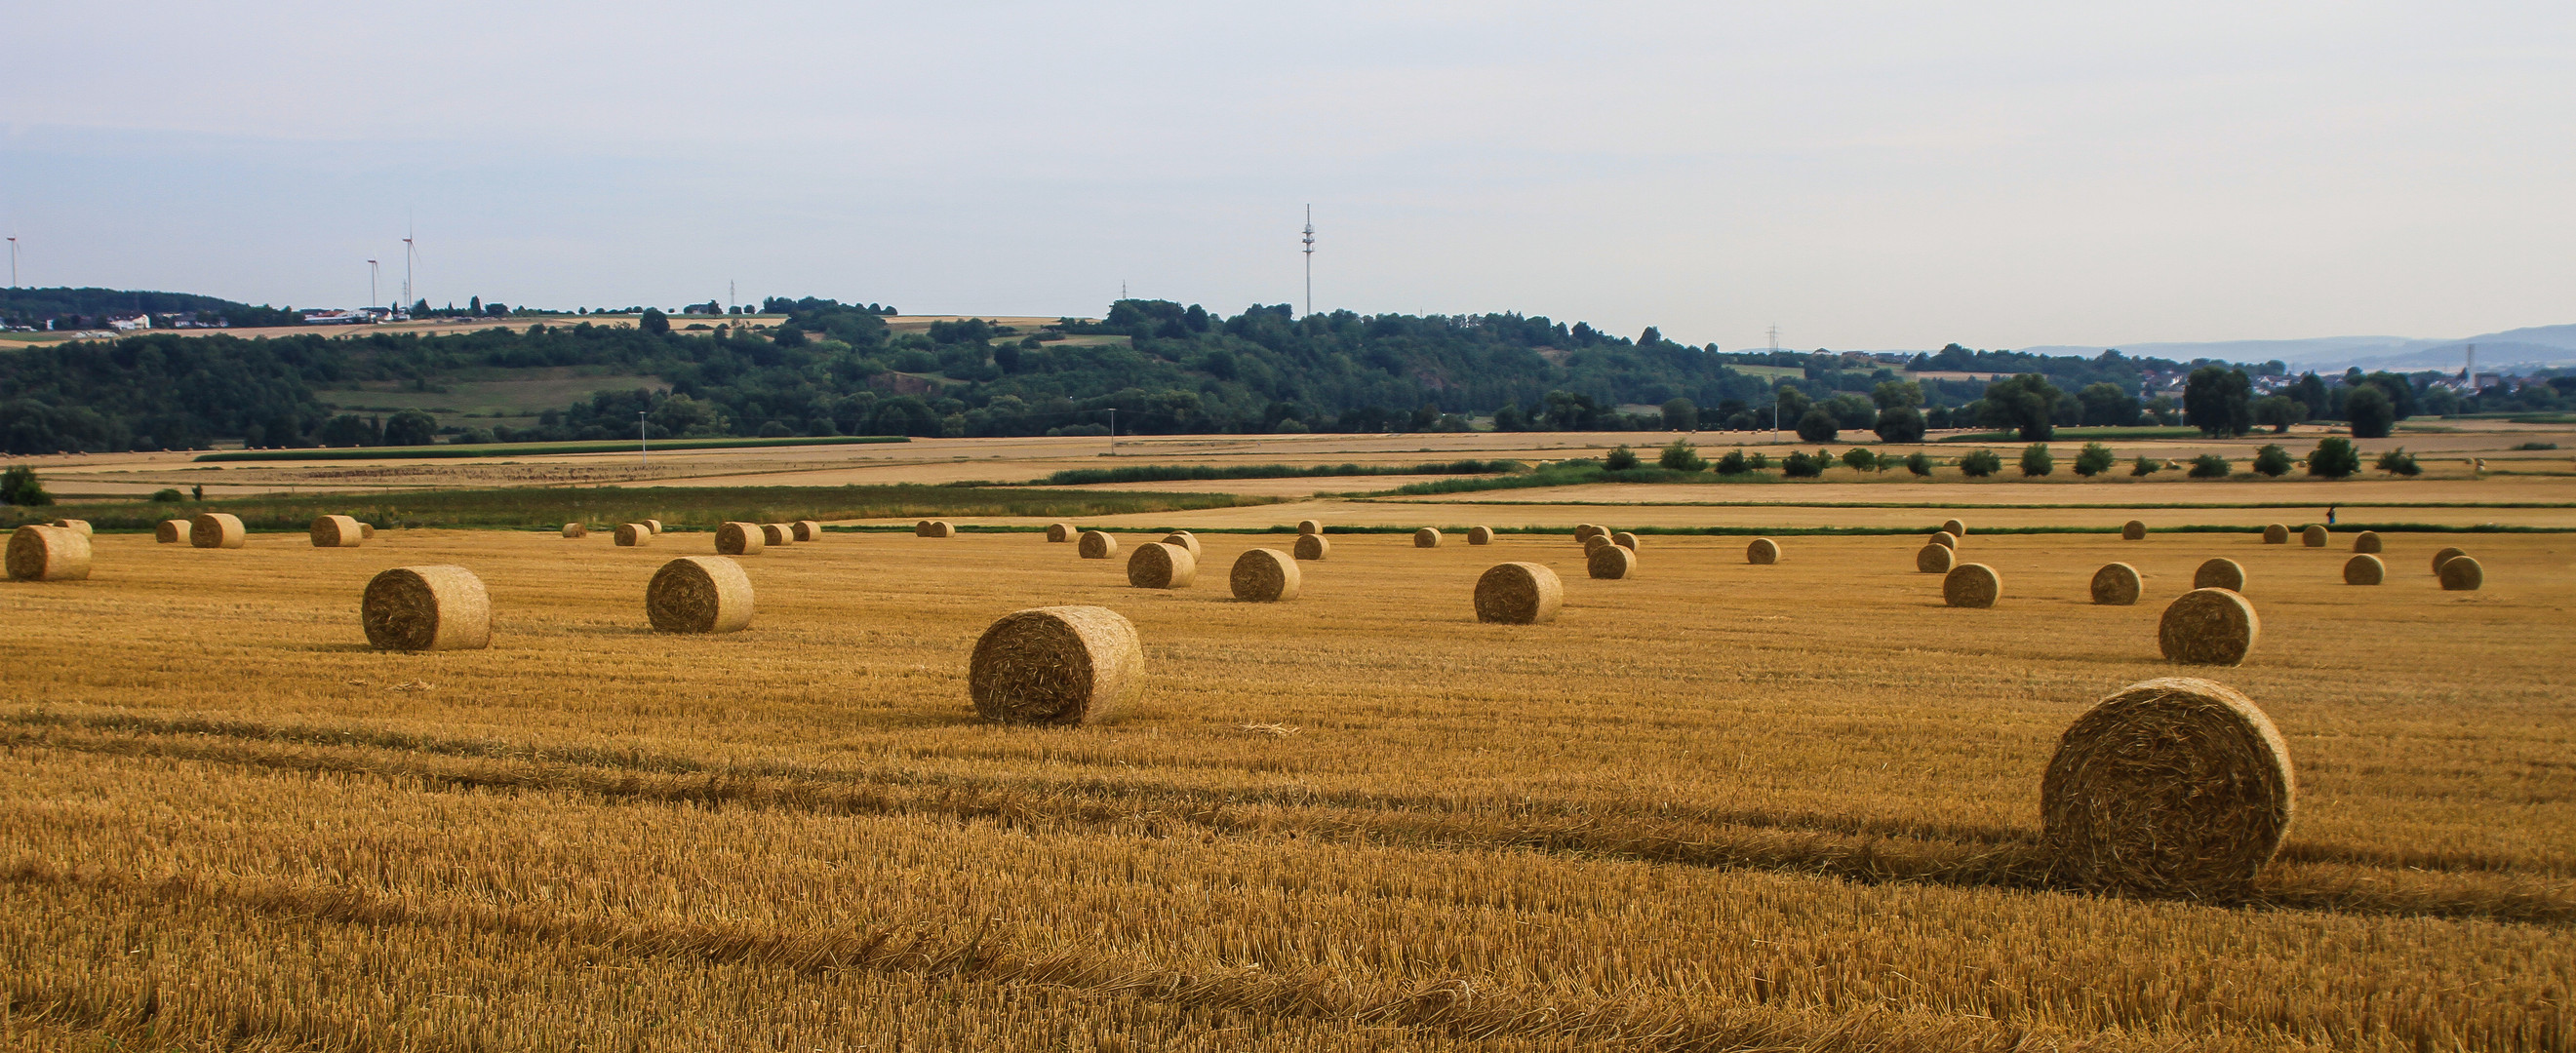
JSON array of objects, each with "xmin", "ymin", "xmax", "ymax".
[
  {"xmin": 1, "ymin": 294, "xmax": 2545, "ymax": 454},
  {"xmin": 0, "ymin": 287, "xmax": 301, "ymax": 331}
]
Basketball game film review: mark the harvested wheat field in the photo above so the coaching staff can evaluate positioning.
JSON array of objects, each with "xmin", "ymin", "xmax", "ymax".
[{"xmin": 0, "ymin": 526, "xmax": 2570, "ymax": 1052}]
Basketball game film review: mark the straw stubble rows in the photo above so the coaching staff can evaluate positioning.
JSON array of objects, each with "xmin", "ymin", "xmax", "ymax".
[{"xmin": 0, "ymin": 528, "xmax": 2567, "ymax": 1051}]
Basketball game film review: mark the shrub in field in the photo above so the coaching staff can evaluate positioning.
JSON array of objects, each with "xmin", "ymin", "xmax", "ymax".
[
  {"xmin": 1714, "ymin": 448, "xmax": 1749, "ymax": 475},
  {"xmin": 2131, "ymin": 455, "xmax": 2163, "ymax": 477},
  {"xmin": 2074, "ymin": 443, "xmax": 2116, "ymax": 477},
  {"xmin": 1605, "ymin": 445, "xmax": 1641, "ymax": 470},
  {"xmin": 1746, "ymin": 451, "xmax": 1770, "ymax": 471},
  {"xmin": 2308, "ymin": 438, "xmax": 2361, "ymax": 478},
  {"xmin": 2189, "ymin": 454, "xmax": 2232, "ymax": 479},
  {"xmin": 1842, "ymin": 448, "xmax": 1877, "ymax": 472},
  {"xmin": 1657, "ymin": 439, "xmax": 1705, "ymax": 472},
  {"xmin": 151, "ymin": 488, "xmax": 184, "ymax": 503},
  {"xmin": 1959, "ymin": 449, "xmax": 2002, "ymax": 478},
  {"xmin": 1905, "ymin": 451, "xmax": 1934, "ymax": 476},
  {"xmin": 0, "ymin": 466, "xmax": 52, "ymax": 507},
  {"xmin": 2374, "ymin": 447, "xmax": 2421, "ymax": 477},
  {"xmin": 1796, "ymin": 407, "xmax": 1841, "ymax": 443},
  {"xmin": 2252, "ymin": 445, "xmax": 2293, "ymax": 477},
  {"xmin": 2020, "ymin": 445, "xmax": 2054, "ymax": 477},
  {"xmin": 1782, "ymin": 450, "xmax": 1829, "ymax": 478}
]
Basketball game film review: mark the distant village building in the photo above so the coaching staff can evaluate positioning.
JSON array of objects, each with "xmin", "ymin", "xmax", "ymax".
[{"xmin": 106, "ymin": 314, "xmax": 151, "ymax": 332}]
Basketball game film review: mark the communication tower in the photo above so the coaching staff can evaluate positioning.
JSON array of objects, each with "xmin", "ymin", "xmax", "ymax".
[{"xmin": 1302, "ymin": 206, "xmax": 1316, "ymax": 316}]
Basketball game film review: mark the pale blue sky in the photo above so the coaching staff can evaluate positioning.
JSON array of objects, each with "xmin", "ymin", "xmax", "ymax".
[{"xmin": 3, "ymin": 1, "xmax": 2569, "ymax": 350}]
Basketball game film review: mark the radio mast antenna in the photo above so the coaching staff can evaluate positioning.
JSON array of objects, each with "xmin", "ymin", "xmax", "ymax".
[{"xmin": 1301, "ymin": 205, "xmax": 1315, "ymax": 316}]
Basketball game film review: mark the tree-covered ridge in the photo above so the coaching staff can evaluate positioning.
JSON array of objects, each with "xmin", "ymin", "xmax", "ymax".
[
  {"xmin": 0, "ymin": 286, "xmax": 301, "ymax": 330},
  {"xmin": 3, "ymin": 296, "xmax": 2552, "ymax": 453}
]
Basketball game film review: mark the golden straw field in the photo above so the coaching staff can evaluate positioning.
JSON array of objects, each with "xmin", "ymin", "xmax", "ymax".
[{"xmin": 2, "ymin": 525, "xmax": 2571, "ymax": 1050}]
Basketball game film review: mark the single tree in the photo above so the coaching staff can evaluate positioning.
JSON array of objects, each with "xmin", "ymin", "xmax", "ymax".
[
  {"xmin": 1795, "ymin": 406, "xmax": 1841, "ymax": 443},
  {"xmin": 1959, "ymin": 448, "xmax": 2002, "ymax": 478},
  {"xmin": 1978, "ymin": 374, "xmax": 2064, "ymax": 441},
  {"xmin": 2019, "ymin": 444, "xmax": 2054, "ymax": 477},
  {"xmin": 1605, "ymin": 445, "xmax": 1641, "ymax": 471},
  {"xmin": 2251, "ymin": 444, "xmax": 2293, "ymax": 477},
  {"xmin": 1715, "ymin": 448, "xmax": 1749, "ymax": 475},
  {"xmin": 1842, "ymin": 448, "xmax": 1877, "ymax": 472},
  {"xmin": 1873, "ymin": 406, "xmax": 1926, "ymax": 443},
  {"xmin": 640, "ymin": 308, "xmax": 671, "ymax": 336},
  {"xmin": 0, "ymin": 466, "xmax": 53, "ymax": 506},
  {"xmin": 383, "ymin": 410, "xmax": 439, "ymax": 447},
  {"xmin": 1657, "ymin": 438, "xmax": 1705, "ymax": 471},
  {"xmin": 2130, "ymin": 455, "xmax": 2163, "ymax": 477},
  {"xmin": 2346, "ymin": 384, "xmax": 2396, "ymax": 439},
  {"xmin": 2073, "ymin": 442, "xmax": 2117, "ymax": 477},
  {"xmin": 2308, "ymin": 437, "xmax": 2361, "ymax": 478},
  {"xmin": 2183, "ymin": 367, "xmax": 2254, "ymax": 437},
  {"xmin": 1904, "ymin": 451, "xmax": 1935, "ymax": 476},
  {"xmin": 2373, "ymin": 446, "xmax": 2421, "ymax": 477},
  {"xmin": 2252, "ymin": 395, "xmax": 2306, "ymax": 434},
  {"xmin": 2188, "ymin": 453, "xmax": 2233, "ymax": 479}
]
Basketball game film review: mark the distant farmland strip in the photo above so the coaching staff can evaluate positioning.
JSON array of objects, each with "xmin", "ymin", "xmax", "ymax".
[
  {"xmin": 1031, "ymin": 459, "xmax": 1522, "ymax": 486},
  {"xmin": 194, "ymin": 434, "xmax": 908, "ymax": 462}
]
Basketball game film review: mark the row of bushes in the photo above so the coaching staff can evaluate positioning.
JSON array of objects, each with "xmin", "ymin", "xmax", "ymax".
[{"xmin": 1612, "ymin": 437, "xmax": 2420, "ymax": 480}]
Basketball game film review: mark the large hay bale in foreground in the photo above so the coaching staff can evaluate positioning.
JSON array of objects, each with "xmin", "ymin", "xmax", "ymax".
[
  {"xmin": 715, "ymin": 522, "xmax": 765, "ymax": 555},
  {"xmin": 310, "ymin": 515, "xmax": 365, "ymax": 548},
  {"xmin": 1940, "ymin": 518, "xmax": 1966, "ymax": 537},
  {"xmin": 646, "ymin": 556, "xmax": 754, "ymax": 634},
  {"xmin": 1746, "ymin": 537, "xmax": 1779, "ymax": 565},
  {"xmin": 2193, "ymin": 558, "xmax": 2245, "ymax": 591},
  {"xmin": 360, "ymin": 566, "xmax": 491, "ymax": 651},
  {"xmin": 1467, "ymin": 526, "xmax": 1494, "ymax": 545},
  {"xmin": 2041, "ymin": 677, "xmax": 2294, "ymax": 899},
  {"xmin": 759, "ymin": 523, "xmax": 792, "ymax": 546},
  {"xmin": 51, "ymin": 519, "xmax": 92, "ymax": 537},
  {"xmin": 2352, "ymin": 530, "xmax": 2381, "ymax": 554},
  {"xmin": 1474, "ymin": 562, "xmax": 1563, "ymax": 624},
  {"xmin": 2343, "ymin": 554, "xmax": 2384, "ymax": 585},
  {"xmin": 1612, "ymin": 531, "xmax": 1640, "ymax": 551},
  {"xmin": 1127, "ymin": 541, "xmax": 1196, "ymax": 589},
  {"xmin": 189, "ymin": 513, "xmax": 246, "ymax": 549},
  {"xmin": 1292, "ymin": 533, "xmax": 1328, "ymax": 561},
  {"xmin": 2121, "ymin": 520, "xmax": 2147, "ymax": 540},
  {"xmin": 1413, "ymin": 527, "xmax": 1442, "ymax": 548},
  {"xmin": 2431, "ymin": 546, "xmax": 2466, "ymax": 576},
  {"xmin": 1045, "ymin": 523, "xmax": 1074, "ymax": 543},
  {"xmin": 1078, "ymin": 530, "xmax": 1119, "ymax": 560},
  {"xmin": 1926, "ymin": 531, "xmax": 1957, "ymax": 550},
  {"xmin": 2301, "ymin": 524, "xmax": 2328, "ymax": 547},
  {"xmin": 1943, "ymin": 563, "xmax": 2001, "ymax": 607},
  {"xmin": 916, "ymin": 520, "xmax": 954, "ymax": 538},
  {"xmin": 1229, "ymin": 548, "xmax": 1299, "ymax": 602},
  {"xmin": 1296, "ymin": 519, "xmax": 1323, "ymax": 535},
  {"xmin": 2159, "ymin": 588, "xmax": 2259, "ymax": 666},
  {"xmin": 156, "ymin": 519, "xmax": 191, "ymax": 544},
  {"xmin": 969, "ymin": 605, "xmax": 1142, "ymax": 724},
  {"xmin": 791, "ymin": 520, "xmax": 822, "ymax": 542},
  {"xmin": 2439, "ymin": 556, "xmax": 2483, "ymax": 591},
  {"xmin": 1916, "ymin": 543, "xmax": 1955, "ymax": 574},
  {"xmin": 7, "ymin": 525, "xmax": 91, "ymax": 581},
  {"xmin": 2262, "ymin": 524, "xmax": 2289, "ymax": 544},
  {"xmin": 2091, "ymin": 563, "xmax": 2142, "ymax": 605},
  {"xmin": 1161, "ymin": 531, "xmax": 1203, "ymax": 558},
  {"xmin": 614, "ymin": 523, "xmax": 653, "ymax": 547},
  {"xmin": 562, "ymin": 523, "xmax": 588, "ymax": 539},
  {"xmin": 1587, "ymin": 542, "xmax": 1635, "ymax": 579}
]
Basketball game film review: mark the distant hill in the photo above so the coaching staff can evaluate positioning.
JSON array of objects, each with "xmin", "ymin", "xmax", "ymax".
[
  {"xmin": 2020, "ymin": 323, "xmax": 2576, "ymax": 374},
  {"xmin": 0, "ymin": 287, "xmax": 298, "ymax": 329}
]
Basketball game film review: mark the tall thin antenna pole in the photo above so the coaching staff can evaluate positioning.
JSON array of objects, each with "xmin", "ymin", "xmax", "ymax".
[
  {"xmin": 729, "ymin": 280, "xmax": 735, "ymax": 315},
  {"xmin": 368, "ymin": 259, "xmax": 379, "ymax": 312},
  {"xmin": 1301, "ymin": 205, "xmax": 1315, "ymax": 316}
]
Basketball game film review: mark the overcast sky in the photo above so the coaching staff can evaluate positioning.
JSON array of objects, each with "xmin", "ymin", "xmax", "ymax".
[{"xmin": 3, "ymin": 1, "xmax": 2569, "ymax": 349}]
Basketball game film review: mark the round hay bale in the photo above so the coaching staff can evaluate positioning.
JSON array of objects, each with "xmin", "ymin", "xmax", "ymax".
[
  {"xmin": 1229, "ymin": 548, "xmax": 1299, "ymax": 602},
  {"xmin": 7, "ymin": 525, "xmax": 91, "ymax": 581},
  {"xmin": 309, "ymin": 515, "xmax": 365, "ymax": 548},
  {"xmin": 1413, "ymin": 527, "xmax": 1442, "ymax": 548},
  {"xmin": 644, "ymin": 520, "xmax": 663, "ymax": 535},
  {"xmin": 2301, "ymin": 524, "xmax": 2328, "ymax": 547},
  {"xmin": 1127, "ymin": 541, "xmax": 1196, "ymax": 589},
  {"xmin": 916, "ymin": 520, "xmax": 955, "ymax": 538},
  {"xmin": 2431, "ymin": 546, "xmax": 2466, "ymax": 576},
  {"xmin": 2261, "ymin": 524, "xmax": 2289, "ymax": 544},
  {"xmin": 1941, "ymin": 518, "xmax": 1966, "ymax": 537},
  {"xmin": 50, "ymin": 519, "xmax": 92, "ymax": 536},
  {"xmin": 360, "ymin": 566, "xmax": 491, "ymax": 651},
  {"xmin": 156, "ymin": 519, "xmax": 191, "ymax": 544},
  {"xmin": 1612, "ymin": 531, "xmax": 1640, "ymax": 551},
  {"xmin": 1584, "ymin": 534, "xmax": 1611, "ymax": 553},
  {"xmin": 2343, "ymin": 554, "xmax": 2384, "ymax": 585},
  {"xmin": 1926, "ymin": 531, "xmax": 1958, "ymax": 550},
  {"xmin": 1573, "ymin": 524, "xmax": 1605, "ymax": 544},
  {"xmin": 562, "ymin": 523, "xmax": 587, "ymax": 538},
  {"xmin": 1943, "ymin": 563, "xmax": 2001, "ymax": 607},
  {"xmin": 1045, "ymin": 523, "xmax": 1074, "ymax": 543},
  {"xmin": 1746, "ymin": 537, "xmax": 1779, "ymax": 565},
  {"xmin": 791, "ymin": 520, "xmax": 822, "ymax": 542},
  {"xmin": 646, "ymin": 556, "xmax": 754, "ymax": 634},
  {"xmin": 1296, "ymin": 519, "xmax": 1323, "ymax": 535},
  {"xmin": 1077, "ymin": 530, "xmax": 1119, "ymax": 560},
  {"xmin": 2352, "ymin": 530, "xmax": 2381, "ymax": 554},
  {"xmin": 2192, "ymin": 558, "xmax": 2245, "ymax": 592},
  {"xmin": 2159, "ymin": 588, "xmax": 2260, "ymax": 666},
  {"xmin": 2090, "ymin": 563, "xmax": 2142, "ymax": 605},
  {"xmin": 1291, "ymin": 533, "xmax": 1328, "ymax": 561},
  {"xmin": 2041, "ymin": 677, "xmax": 2294, "ymax": 898},
  {"xmin": 759, "ymin": 523, "xmax": 792, "ymax": 546},
  {"xmin": 1161, "ymin": 530, "xmax": 1203, "ymax": 558},
  {"xmin": 189, "ymin": 513, "xmax": 246, "ymax": 549},
  {"xmin": 614, "ymin": 523, "xmax": 653, "ymax": 547},
  {"xmin": 1916, "ymin": 543, "xmax": 1955, "ymax": 574},
  {"xmin": 359, "ymin": 523, "xmax": 376, "ymax": 539},
  {"xmin": 1474, "ymin": 562, "xmax": 1563, "ymax": 624},
  {"xmin": 1586, "ymin": 542, "xmax": 1635, "ymax": 580},
  {"xmin": 1466, "ymin": 526, "xmax": 1494, "ymax": 545},
  {"xmin": 969, "ymin": 605, "xmax": 1142, "ymax": 724},
  {"xmin": 714, "ymin": 522, "xmax": 766, "ymax": 556},
  {"xmin": 2438, "ymin": 556, "xmax": 2483, "ymax": 591},
  {"xmin": 2121, "ymin": 520, "xmax": 2148, "ymax": 540}
]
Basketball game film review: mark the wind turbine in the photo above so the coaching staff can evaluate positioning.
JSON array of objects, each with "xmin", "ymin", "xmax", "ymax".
[
  {"xmin": 7, "ymin": 235, "xmax": 17, "ymax": 288},
  {"xmin": 368, "ymin": 259, "xmax": 379, "ymax": 313},
  {"xmin": 402, "ymin": 217, "xmax": 419, "ymax": 313}
]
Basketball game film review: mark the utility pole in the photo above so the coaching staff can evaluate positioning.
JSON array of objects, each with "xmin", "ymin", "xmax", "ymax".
[{"xmin": 1301, "ymin": 205, "xmax": 1315, "ymax": 316}]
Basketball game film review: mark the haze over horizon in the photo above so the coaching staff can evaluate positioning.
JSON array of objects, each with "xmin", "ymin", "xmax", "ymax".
[{"xmin": 3, "ymin": 2, "xmax": 2569, "ymax": 353}]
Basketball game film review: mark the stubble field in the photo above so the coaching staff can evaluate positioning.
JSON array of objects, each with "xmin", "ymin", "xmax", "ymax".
[{"xmin": 1, "ymin": 526, "xmax": 2569, "ymax": 1051}]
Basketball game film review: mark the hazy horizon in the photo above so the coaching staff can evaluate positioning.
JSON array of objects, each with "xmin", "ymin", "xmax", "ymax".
[{"xmin": 4, "ymin": 2, "xmax": 2569, "ymax": 352}]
